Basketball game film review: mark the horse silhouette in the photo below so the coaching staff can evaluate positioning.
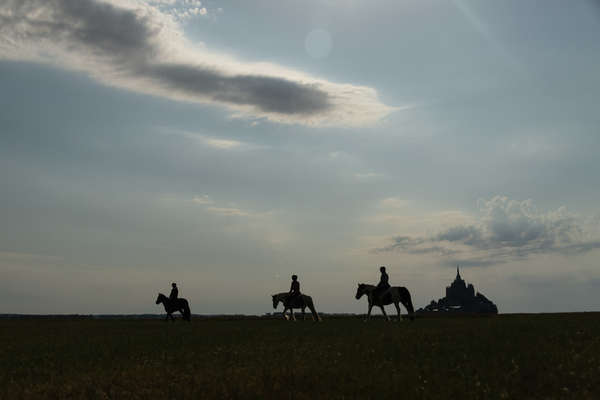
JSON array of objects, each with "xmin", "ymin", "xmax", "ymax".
[
  {"xmin": 272, "ymin": 293, "xmax": 321, "ymax": 321},
  {"xmin": 155, "ymin": 293, "xmax": 191, "ymax": 321},
  {"xmin": 355, "ymin": 283, "xmax": 414, "ymax": 322}
]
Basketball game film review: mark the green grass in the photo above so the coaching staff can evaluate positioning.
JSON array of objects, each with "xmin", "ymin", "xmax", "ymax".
[{"xmin": 1, "ymin": 314, "xmax": 600, "ymax": 399}]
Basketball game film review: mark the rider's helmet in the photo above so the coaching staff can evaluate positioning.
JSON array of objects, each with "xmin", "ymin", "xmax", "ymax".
[
  {"xmin": 291, "ymin": 274, "xmax": 298, "ymax": 280},
  {"xmin": 172, "ymin": 282, "xmax": 177, "ymax": 287},
  {"xmin": 380, "ymin": 266, "xmax": 386, "ymax": 272}
]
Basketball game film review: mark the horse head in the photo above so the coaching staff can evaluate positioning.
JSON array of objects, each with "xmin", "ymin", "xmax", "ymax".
[
  {"xmin": 156, "ymin": 293, "xmax": 165, "ymax": 304},
  {"xmin": 355, "ymin": 283, "xmax": 368, "ymax": 300},
  {"xmin": 272, "ymin": 294, "xmax": 279, "ymax": 309}
]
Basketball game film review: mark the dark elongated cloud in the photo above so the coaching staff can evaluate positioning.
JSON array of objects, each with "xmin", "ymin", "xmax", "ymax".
[
  {"xmin": 0, "ymin": 0, "xmax": 393, "ymax": 125},
  {"xmin": 140, "ymin": 64, "xmax": 331, "ymax": 115},
  {"xmin": 376, "ymin": 196, "xmax": 600, "ymax": 265},
  {"xmin": 0, "ymin": 0, "xmax": 155, "ymax": 60}
]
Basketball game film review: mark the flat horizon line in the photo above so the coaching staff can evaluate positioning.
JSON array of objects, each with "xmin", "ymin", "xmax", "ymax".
[{"xmin": 1, "ymin": 311, "xmax": 598, "ymax": 319}]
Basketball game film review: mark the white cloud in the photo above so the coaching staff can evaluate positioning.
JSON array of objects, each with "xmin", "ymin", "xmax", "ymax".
[
  {"xmin": 375, "ymin": 196, "xmax": 600, "ymax": 265},
  {"xmin": 192, "ymin": 195, "xmax": 257, "ymax": 218},
  {"xmin": 0, "ymin": 0, "xmax": 395, "ymax": 127},
  {"xmin": 379, "ymin": 197, "xmax": 409, "ymax": 209},
  {"xmin": 192, "ymin": 194, "xmax": 213, "ymax": 205},
  {"xmin": 148, "ymin": 0, "xmax": 177, "ymax": 4},
  {"xmin": 205, "ymin": 206, "xmax": 251, "ymax": 217},
  {"xmin": 188, "ymin": 195, "xmax": 292, "ymax": 245},
  {"xmin": 160, "ymin": 128, "xmax": 262, "ymax": 151},
  {"xmin": 203, "ymin": 138, "xmax": 242, "ymax": 150},
  {"xmin": 148, "ymin": 0, "xmax": 205, "ymax": 21}
]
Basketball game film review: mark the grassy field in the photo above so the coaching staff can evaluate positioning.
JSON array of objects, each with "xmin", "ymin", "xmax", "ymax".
[{"xmin": 1, "ymin": 313, "xmax": 599, "ymax": 399}]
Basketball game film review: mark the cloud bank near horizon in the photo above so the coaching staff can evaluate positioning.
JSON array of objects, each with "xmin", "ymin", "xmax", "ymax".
[
  {"xmin": 375, "ymin": 196, "xmax": 600, "ymax": 266},
  {"xmin": 0, "ymin": 0, "xmax": 395, "ymax": 126}
]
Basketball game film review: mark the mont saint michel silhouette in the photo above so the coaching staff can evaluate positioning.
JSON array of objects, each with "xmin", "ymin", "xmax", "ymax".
[{"xmin": 418, "ymin": 266, "xmax": 498, "ymax": 314}]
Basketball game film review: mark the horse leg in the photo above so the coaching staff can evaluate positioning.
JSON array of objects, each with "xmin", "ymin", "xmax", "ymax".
[
  {"xmin": 309, "ymin": 304, "xmax": 321, "ymax": 322},
  {"xmin": 290, "ymin": 308, "xmax": 296, "ymax": 321},
  {"xmin": 302, "ymin": 307, "xmax": 306, "ymax": 321},
  {"xmin": 380, "ymin": 305, "xmax": 390, "ymax": 321},
  {"xmin": 400, "ymin": 299, "xmax": 415, "ymax": 321},
  {"xmin": 365, "ymin": 303, "xmax": 373, "ymax": 322},
  {"xmin": 282, "ymin": 307, "xmax": 288, "ymax": 320},
  {"xmin": 394, "ymin": 302, "xmax": 402, "ymax": 322},
  {"xmin": 180, "ymin": 308, "xmax": 190, "ymax": 321}
]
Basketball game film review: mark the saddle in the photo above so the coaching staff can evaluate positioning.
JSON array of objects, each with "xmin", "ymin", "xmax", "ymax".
[
  {"xmin": 287, "ymin": 294, "xmax": 305, "ymax": 308},
  {"xmin": 374, "ymin": 288, "xmax": 392, "ymax": 304},
  {"xmin": 381, "ymin": 291, "xmax": 393, "ymax": 304}
]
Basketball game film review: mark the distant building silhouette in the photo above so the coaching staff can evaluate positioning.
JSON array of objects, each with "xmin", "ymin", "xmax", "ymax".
[{"xmin": 418, "ymin": 266, "xmax": 498, "ymax": 314}]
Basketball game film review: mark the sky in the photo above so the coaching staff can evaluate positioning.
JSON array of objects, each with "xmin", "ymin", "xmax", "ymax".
[{"xmin": 1, "ymin": 0, "xmax": 600, "ymax": 315}]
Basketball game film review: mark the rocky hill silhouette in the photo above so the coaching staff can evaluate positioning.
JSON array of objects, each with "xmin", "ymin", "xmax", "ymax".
[{"xmin": 418, "ymin": 266, "xmax": 498, "ymax": 314}]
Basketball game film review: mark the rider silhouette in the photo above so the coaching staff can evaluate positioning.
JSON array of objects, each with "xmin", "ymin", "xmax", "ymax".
[
  {"xmin": 373, "ymin": 266, "xmax": 390, "ymax": 302},
  {"xmin": 285, "ymin": 274, "xmax": 302, "ymax": 307},
  {"xmin": 169, "ymin": 282, "xmax": 178, "ymax": 302}
]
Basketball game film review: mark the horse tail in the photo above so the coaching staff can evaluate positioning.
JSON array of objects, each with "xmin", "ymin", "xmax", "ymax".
[
  {"xmin": 182, "ymin": 299, "xmax": 191, "ymax": 322},
  {"xmin": 305, "ymin": 296, "xmax": 322, "ymax": 322},
  {"xmin": 401, "ymin": 287, "xmax": 415, "ymax": 321}
]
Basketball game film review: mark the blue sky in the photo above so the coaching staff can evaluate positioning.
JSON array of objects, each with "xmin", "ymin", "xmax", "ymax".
[{"xmin": 1, "ymin": 0, "xmax": 600, "ymax": 314}]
